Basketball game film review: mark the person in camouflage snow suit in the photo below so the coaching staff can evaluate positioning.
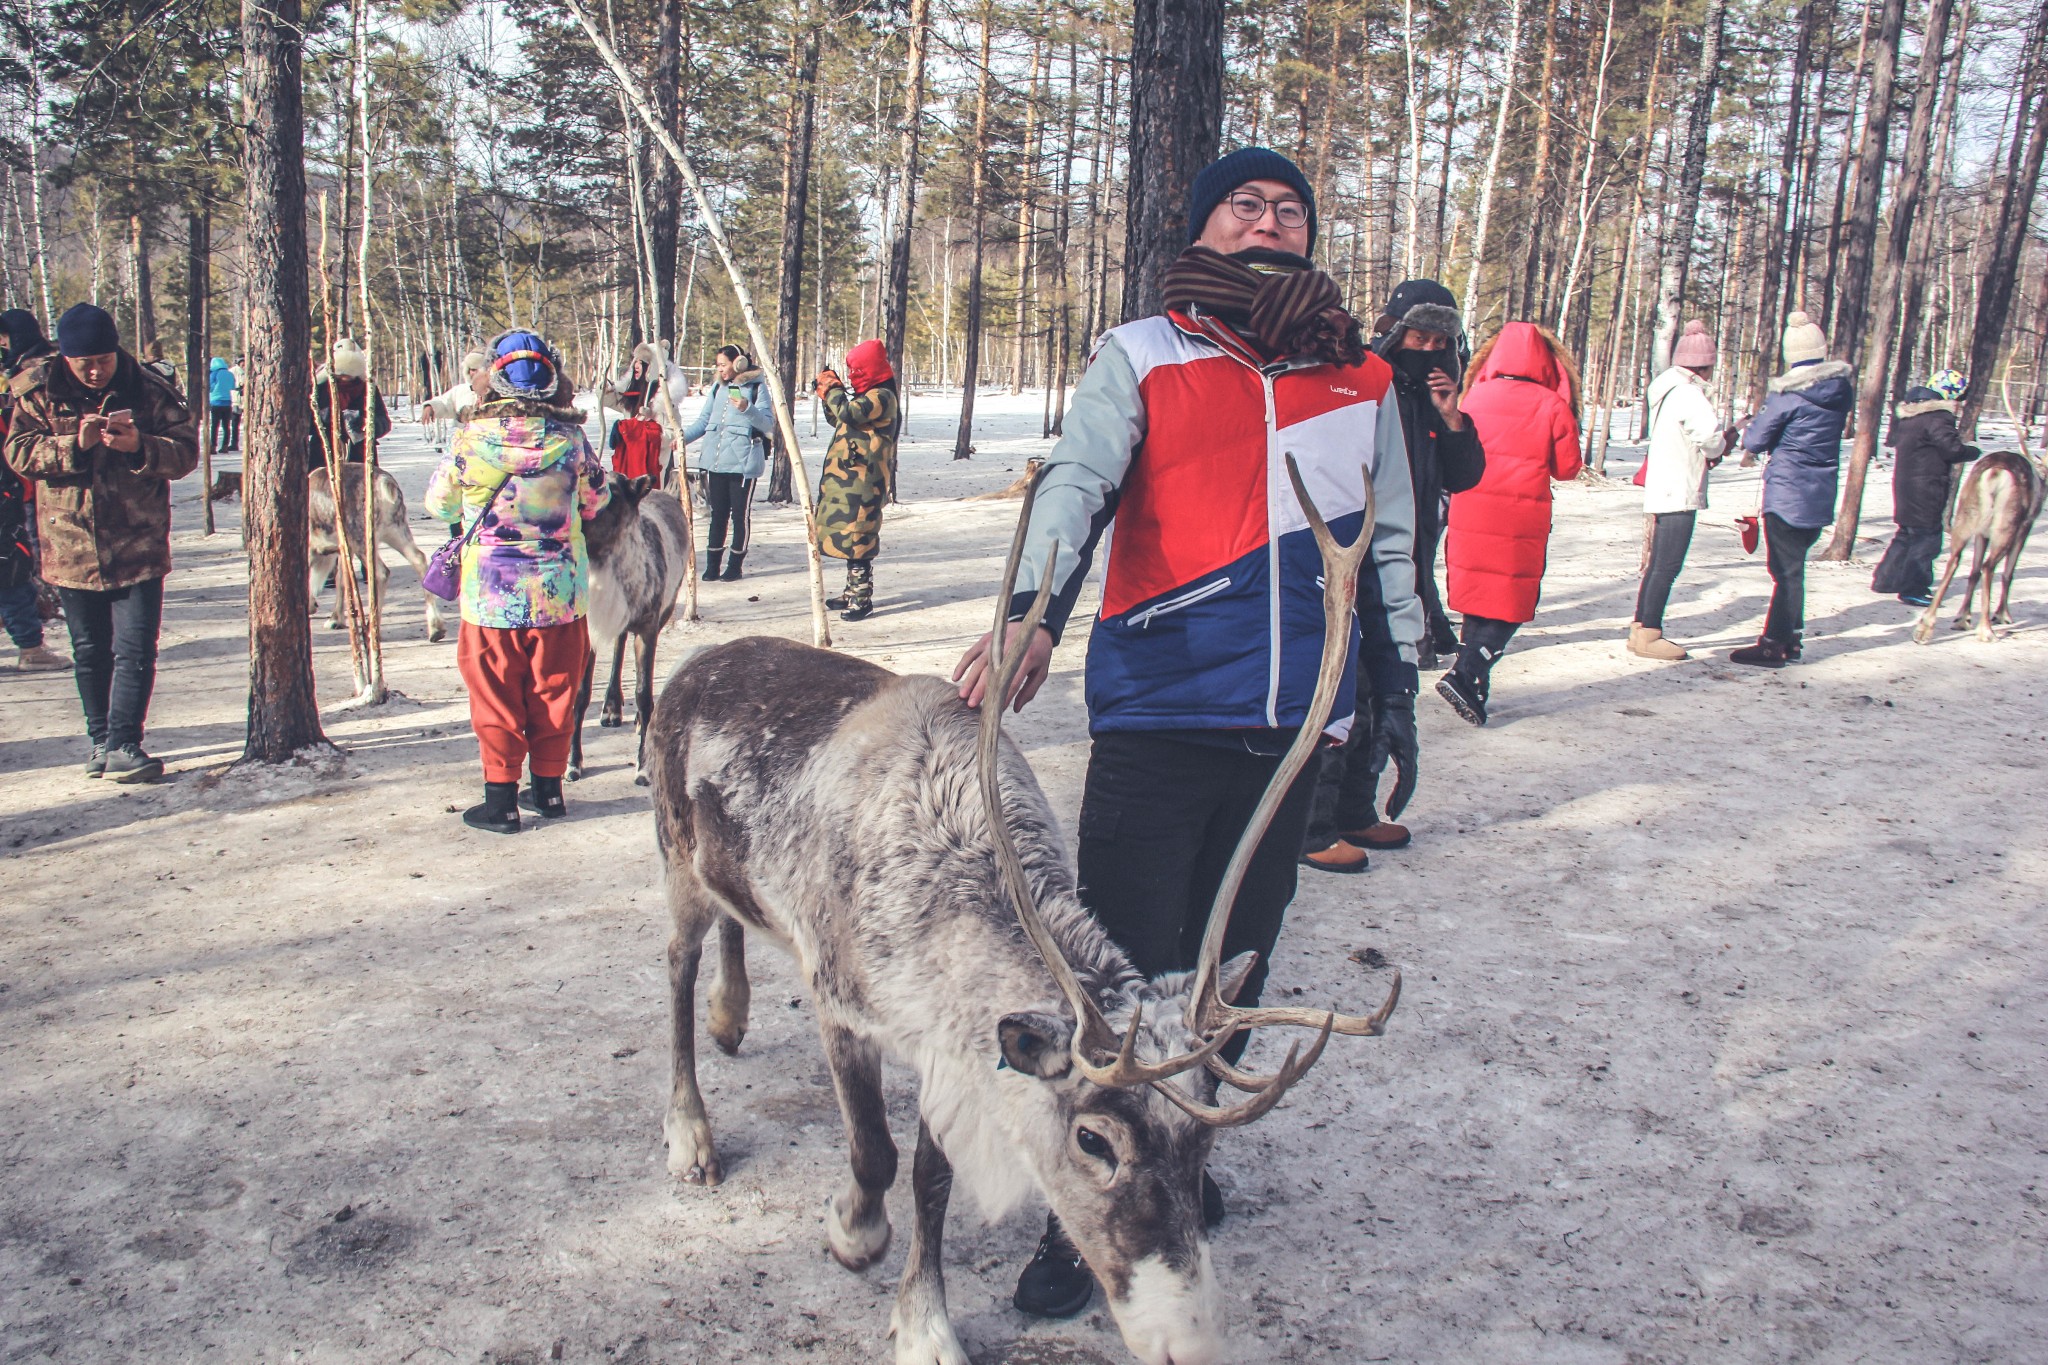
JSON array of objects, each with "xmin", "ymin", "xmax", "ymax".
[{"xmin": 813, "ymin": 339, "xmax": 899, "ymax": 621}]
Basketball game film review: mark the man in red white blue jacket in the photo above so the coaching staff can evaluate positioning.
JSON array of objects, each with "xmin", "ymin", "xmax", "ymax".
[{"xmin": 956, "ymin": 146, "xmax": 1420, "ymax": 1318}]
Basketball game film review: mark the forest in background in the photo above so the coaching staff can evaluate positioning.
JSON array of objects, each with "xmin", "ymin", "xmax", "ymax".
[{"xmin": 3, "ymin": 0, "xmax": 2044, "ymax": 468}]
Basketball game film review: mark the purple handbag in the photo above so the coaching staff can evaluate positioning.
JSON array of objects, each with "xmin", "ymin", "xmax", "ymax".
[{"xmin": 423, "ymin": 473, "xmax": 512, "ymax": 601}]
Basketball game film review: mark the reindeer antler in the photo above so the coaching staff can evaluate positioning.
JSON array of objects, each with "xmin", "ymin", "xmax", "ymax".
[
  {"xmin": 978, "ymin": 458, "xmax": 1398, "ymax": 1120},
  {"xmin": 1167, "ymin": 455, "xmax": 1401, "ymax": 1124}
]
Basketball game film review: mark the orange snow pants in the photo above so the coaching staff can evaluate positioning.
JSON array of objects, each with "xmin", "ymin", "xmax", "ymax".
[{"xmin": 457, "ymin": 619, "xmax": 590, "ymax": 783}]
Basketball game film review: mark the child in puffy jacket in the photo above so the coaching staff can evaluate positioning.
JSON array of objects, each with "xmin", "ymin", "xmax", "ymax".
[
  {"xmin": 1871, "ymin": 369, "xmax": 1978, "ymax": 605},
  {"xmin": 425, "ymin": 330, "xmax": 610, "ymax": 833}
]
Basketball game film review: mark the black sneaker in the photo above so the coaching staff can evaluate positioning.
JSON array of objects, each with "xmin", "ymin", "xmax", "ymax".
[
  {"xmin": 824, "ymin": 594, "xmax": 848, "ymax": 611},
  {"xmin": 463, "ymin": 781, "xmax": 521, "ymax": 834},
  {"xmin": 518, "ymin": 775, "xmax": 567, "ymax": 819},
  {"xmin": 1013, "ymin": 1214, "xmax": 1092, "ymax": 1319},
  {"xmin": 103, "ymin": 744, "xmax": 165, "ymax": 783},
  {"xmin": 840, "ymin": 603, "xmax": 873, "ymax": 622},
  {"xmin": 85, "ymin": 744, "xmax": 108, "ymax": 778},
  {"xmin": 1435, "ymin": 670, "xmax": 1488, "ymax": 726}
]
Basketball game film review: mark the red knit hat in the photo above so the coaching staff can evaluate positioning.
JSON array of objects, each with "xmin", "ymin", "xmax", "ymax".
[{"xmin": 845, "ymin": 340, "xmax": 894, "ymax": 394}]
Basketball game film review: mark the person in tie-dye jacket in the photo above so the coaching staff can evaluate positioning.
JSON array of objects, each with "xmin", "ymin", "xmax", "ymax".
[{"xmin": 425, "ymin": 329, "xmax": 610, "ymax": 833}]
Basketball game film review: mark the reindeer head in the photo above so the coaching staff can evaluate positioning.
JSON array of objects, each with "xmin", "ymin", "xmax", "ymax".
[
  {"xmin": 976, "ymin": 463, "xmax": 1399, "ymax": 1365},
  {"xmin": 583, "ymin": 472, "xmax": 655, "ymax": 563}
]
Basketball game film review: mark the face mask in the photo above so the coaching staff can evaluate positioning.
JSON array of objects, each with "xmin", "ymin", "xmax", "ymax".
[{"xmin": 1394, "ymin": 347, "xmax": 1448, "ymax": 385}]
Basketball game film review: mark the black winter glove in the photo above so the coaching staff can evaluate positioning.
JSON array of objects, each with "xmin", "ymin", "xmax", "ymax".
[{"xmin": 1368, "ymin": 692, "xmax": 1419, "ymax": 819}]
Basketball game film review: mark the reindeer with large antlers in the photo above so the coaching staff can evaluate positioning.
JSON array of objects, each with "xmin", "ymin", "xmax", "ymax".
[{"xmin": 642, "ymin": 460, "xmax": 1397, "ymax": 1365}]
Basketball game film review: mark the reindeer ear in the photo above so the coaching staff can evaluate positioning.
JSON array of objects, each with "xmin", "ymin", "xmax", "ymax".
[
  {"xmin": 629, "ymin": 475, "xmax": 653, "ymax": 498},
  {"xmin": 1218, "ymin": 952, "xmax": 1259, "ymax": 1005},
  {"xmin": 998, "ymin": 1012, "xmax": 1073, "ymax": 1079}
]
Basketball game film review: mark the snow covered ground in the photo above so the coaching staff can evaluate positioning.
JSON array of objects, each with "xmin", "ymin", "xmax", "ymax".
[{"xmin": 2, "ymin": 389, "xmax": 2044, "ymax": 1364}]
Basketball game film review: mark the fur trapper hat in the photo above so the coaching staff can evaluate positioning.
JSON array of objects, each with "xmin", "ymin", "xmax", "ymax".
[{"xmin": 331, "ymin": 338, "xmax": 368, "ymax": 379}]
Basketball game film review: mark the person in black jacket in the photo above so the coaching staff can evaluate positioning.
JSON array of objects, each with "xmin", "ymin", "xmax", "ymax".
[
  {"xmin": 1298, "ymin": 280, "xmax": 1483, "ymax": 874},
  {"xmin": 1871, "ymin": 370, "xmax": 1978, "ymax": 606},
  {"xmin": 1371, "ymin": 279, "xmax": 1486, "ymax": 665}
]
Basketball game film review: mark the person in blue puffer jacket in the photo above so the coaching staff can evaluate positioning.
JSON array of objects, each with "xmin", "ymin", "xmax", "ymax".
[
  {"xmin": 1732, "ymin": 310, "xmax": 1854, "ymax": 667},
  {"xmin": 206, "ymin": 357, "xmax": 237, "ymax": 454},
  {"xmin": 680, "ymin": 344, "xmax": 773, "ymax": 580}
]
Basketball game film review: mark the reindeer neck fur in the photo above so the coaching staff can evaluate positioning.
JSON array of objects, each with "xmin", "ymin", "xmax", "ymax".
[
  {"xmin": 654, "ymin": 638, "xmax": 1182, "ymax": 1219},
  {"xmin": 585, "ymin": 484, "xmax": 688, "ymax": 647}
]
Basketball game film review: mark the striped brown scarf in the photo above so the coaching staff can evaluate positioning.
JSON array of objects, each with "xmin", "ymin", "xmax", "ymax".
[{"xmin": 1160, "ymin": 246, "xmax": 1366, "ymax": 367}]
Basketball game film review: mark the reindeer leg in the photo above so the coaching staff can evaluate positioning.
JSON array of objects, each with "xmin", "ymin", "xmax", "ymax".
[
  {"xmin": 707, "ymin": 915, "xmax": 751, "ymax": 1056},
  {"xmin": 663, "ymin": 872, "xmax": 724, "ymax": 1187},
  {"xmin": 1994, "ymin": 528, "xmax": 2029, "ymax": 625},
  {"xmin": 1916, "ymin": 540, "xmax": 1968, "ymax": 644},
  {"xmin": 600, "ymin": 632, "xmax": 627, "ymax": 727},
  {"xmin": 820, "ymin": 1024, "xmax": 897, "ymax": 1272},
  {"xmin": 889, "ymin": 1120, "xmax": 967, "ymax": 1365},
  {"xmin": 632, "ymin": 627, "xmax": 657, "ymax": 786},
  {"xmin": 393, "ymin": 523, "xmax": 445, "ymax": 642},
  {"xmin": 1978, "ymin": 540, "xmax": 1999, "ymax": 642},
  {"xmin": 567, "ymin": 647, "xmax": 595, "ymax": 781}
]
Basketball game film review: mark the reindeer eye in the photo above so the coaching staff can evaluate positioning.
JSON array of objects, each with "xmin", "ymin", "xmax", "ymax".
[{"xmin": 1075, "ymin": 1127, "xmax": 1115, "ymax": 1164}]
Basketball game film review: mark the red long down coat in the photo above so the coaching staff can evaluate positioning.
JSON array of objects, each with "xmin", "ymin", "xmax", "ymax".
[{"xmin": 1446, "ymin": 323, "xmax": 1584, "ymax": 624}]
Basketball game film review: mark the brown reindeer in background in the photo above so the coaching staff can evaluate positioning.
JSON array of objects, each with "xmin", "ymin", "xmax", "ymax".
[
  {"xmin": 641, "ymin": 463, "xmax": 1398, "ymax": 1365},
  {"xmin": 1914, "ymin": 390, "xmax": 2045, "ymax": 645}
]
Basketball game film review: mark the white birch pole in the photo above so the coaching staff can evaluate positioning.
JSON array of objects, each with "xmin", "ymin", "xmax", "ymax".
[
  {"xmin": 354, "ymin": 0, "xmax": 386, "ymax": 702},
  {"xmin": 1402, "ymin": 0, "xmax": 1423, "ymax": 277},
  {"xmin": 563, "ymin": 0, "xmax": 831, "ymax": 646},
  {"xmin": 1558, "ymin": 0, "xmax": 1619, "ymax": 335},
  {"xmin": 1462, "ymin": 0, "xmax": 1525, "ymax": 332}
]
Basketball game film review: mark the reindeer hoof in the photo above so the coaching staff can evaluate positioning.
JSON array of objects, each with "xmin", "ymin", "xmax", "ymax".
[
  {"xmin": 827, "ymin": 1193, "xmax": 892, "ymax": 1271},
  {"xmin": 1912, "ymin": 626, "xmax": 1935, "ymax": 645},
  {"xmin": 566, "ymin": 764, "xmax": 584, "ymax": 782},
  {"xmin": 634, "ymin": 770, "xmax": 650, "ymax": 788},
  {"xmin": 666, "ymin": 1115, "xmax": 723, "ymax": 1186},
  {"xmin": 600, "ymin": 714, "xmax": 623, "ymax": 729},
  {"xmin": 327, "ymin": 619, "xmax": 344, "ymax": 631},
  {"xmin": 429, "ymin": 626, "xmax": 446, "ymax": 643}
]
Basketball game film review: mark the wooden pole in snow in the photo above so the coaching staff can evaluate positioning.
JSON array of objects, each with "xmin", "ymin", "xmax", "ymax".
[{"xmin": 562, "ymin": 0, "xmax": 831, "ymax": 648}]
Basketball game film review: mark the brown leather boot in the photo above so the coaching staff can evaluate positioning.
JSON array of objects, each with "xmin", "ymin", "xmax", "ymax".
[
  {"xmin": 1628, "ymin": 623, "xmax": 1688, "ymax": 660},
  {"xmin": 1300, "ymin": 840, "xmax": 1370, "ymax": 874},
  {"xmin": 1341, "ymin": 822, "xmax": 1411, "ymax": 850}
]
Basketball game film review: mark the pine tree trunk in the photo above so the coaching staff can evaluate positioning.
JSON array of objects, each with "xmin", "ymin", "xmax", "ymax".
[
  {"xmin": 768, "ymin": 19, "xmax": 820, "ymax": 503},
  {"xmin": 186, "ymin": 207, "xmax": 212, "ymax": 535},
  {"xmin": 130, "ymin": 213, "xmax": 156, "ymax": 353},
  {"xmin": 1831, "ymin": 0, "xmax": 1909, "ymax": 371},
  {"xmin": 1120, "ymin": 0, "xmax": 1223, "ymax": 322},
  {"xmin": 1011, "ymin": 35, "xmax": 1043, "ymax": 394},
  {"xmin": 1460, "ymin": 0, "xmax": 1525, "ymax": 330},
  {"xmin": 953, "ymin": 8, "xmax": 994, "ymax": 460},
  {"xmin": 1823, "ymin": 0, "xmax": 1958, "ymax": 560},
  {"xmin": 1748, "ymin": 0, "xmax": 1819, "ymax": 417},
  {"xmin": 240, "ymin": 0, "xmax": 328, "ymax": 761},
  {"xmin": 883, "ymin": 0, "xmax": 930, "ymax": 377},
  {"xmin": 1958, "ymin": 9, "xmax": 2048, "ymax": 437},
  {"xmin": 1891, "ymin": 0, "xmax": 1971, "ymax": 401},
  {"xmin": 1650, "ymin": 0, "xmax": 1728, "ymax": 373}
]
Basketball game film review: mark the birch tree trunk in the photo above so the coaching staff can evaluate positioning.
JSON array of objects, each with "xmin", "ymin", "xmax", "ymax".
[
  {"xmin": 767, "ymin": 17, "xmax": 820, "ymax": 503},
  {"xmin": 1958, "ymin": 9, "xmax": 2048, "ymax": 438},
  {"xmin": 882, "ymin": 0, "xmax": 930, "ymax": 379},
  {"xmin": 1831, "ymin": 0, "xmax": 1910, "ymax": 371},
  {"xmin": 1461, "ymin": 0, "xmax": 1525, "ymax": 331},
  {"xmin": 186, "ymin": 208, "xmax": 212, "ymax": 535},
  {"xmin": 1823, "ymin": 0, "xmax": 1958, "ymax": 560},
  {"xmin": 1748, "ymin": 0, "xmax": 1820, "ymax": 417},
  {"xmin": 240, "ymin": 0, "xmax": 328, "ymax": 761}
]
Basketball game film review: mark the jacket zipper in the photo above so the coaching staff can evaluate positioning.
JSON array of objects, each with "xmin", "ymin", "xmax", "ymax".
[{"xmin": 1128, "ymin": 576, "xmax": 1231, "ymax": 627}]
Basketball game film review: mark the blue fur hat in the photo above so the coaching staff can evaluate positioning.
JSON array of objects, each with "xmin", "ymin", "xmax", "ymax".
[{"xmin": 488, "ymin": 329, "xmax": 563, "ymax": 400}]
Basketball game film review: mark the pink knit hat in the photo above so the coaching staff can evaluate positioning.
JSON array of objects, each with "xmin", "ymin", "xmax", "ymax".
[{"xmin": 1672, "ymin": 319, "xmax": 1715, "ymax": 369}]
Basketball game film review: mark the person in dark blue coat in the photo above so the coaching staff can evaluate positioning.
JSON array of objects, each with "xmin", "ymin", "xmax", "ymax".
[{"xmin": 1732, "ymin": 311, "xmax": 1854, "ymax": 666}]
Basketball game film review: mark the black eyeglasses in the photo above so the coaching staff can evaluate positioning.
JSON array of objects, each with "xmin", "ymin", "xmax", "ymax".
[{"xmin": 1227, "ymin": 191, "xmax": 1309, "ymax": 229}]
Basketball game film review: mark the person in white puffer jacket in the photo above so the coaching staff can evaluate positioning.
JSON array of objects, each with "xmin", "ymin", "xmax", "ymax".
[{"xmin": 1629, "ymin": 320, "xmax": 1730, "ymax": 660}]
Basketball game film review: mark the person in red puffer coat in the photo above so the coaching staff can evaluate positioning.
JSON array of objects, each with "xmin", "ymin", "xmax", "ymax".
[{"xmin": 1437, "ymin": 322, "xmax": 1583, "ymax": 725}]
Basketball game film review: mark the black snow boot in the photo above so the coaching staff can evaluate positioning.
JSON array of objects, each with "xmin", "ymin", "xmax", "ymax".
[
  {"xmin": 464, "ymin": 781, "xmax": 520, "ymax": 834},
  {"xmin": 103, "ymin": 743, "xmax": 165, "ymax": 783},
  {"xmin": 1436, "ymin": 668, "xmax": 1489, "ymax": 727},
  {"xmin": 719, "ymin": 552, "xmax": 745, "ymax": 582},
  {"xmin": 1013, "ymin": 1214, "xmax": 1093, "ymax": 1319},
  {"xmin": 704, "ymin": 549, "xmax": 724, "ymax": 581},
  {"xmin": 519, "ymin": 774, "xmax": 567, "ymax": 819},
  {"xmin": 1729, "ymin": 636, "xmax": 1792, "ymax": 668}
]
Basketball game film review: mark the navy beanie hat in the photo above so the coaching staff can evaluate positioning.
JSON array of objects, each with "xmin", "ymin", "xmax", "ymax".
[
  {"xmin": 1, "ymin": 308, "xmax": 51, "ymax": 371},
  {"xmin": 1186, "ymin": 147, "xmax": 1317, "ymax": 250},
  {"xmin": 56, "ymin": 302, "xmax": 120, "ymax": 358}
]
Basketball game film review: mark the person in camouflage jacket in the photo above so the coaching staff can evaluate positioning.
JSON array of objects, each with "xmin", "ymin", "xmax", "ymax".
[
  {"xmin": 4, "ymin": 303, "xmax": 199, "ymax": 781},
  {"xmin": 813, "ymin": 339, "xmax": 899, "ymax": 621}
]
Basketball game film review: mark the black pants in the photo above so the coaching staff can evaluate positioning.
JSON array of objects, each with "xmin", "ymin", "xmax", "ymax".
[
  {"xmin": 208, "ymin": 405, "xmax": 233, "ymax": 454},
  {"xmin": 1076, "ymin": 732, "xmax": 1321, "ymax": 1062},
  {"xmin": 1415, "ymin": 516, "xmax": 1458, "ymax": 651},
  {"xmin": 1304, "ymin": 681, "xmax": 1387, "ymax": 849},
  {"xmin": 1634, "ymin": 510, "xmax": 1697, "ymax": 629},
  {"xmin": 1871, "ymin": 526, "xmax": 1942, "ymax": 597},
  {"xmin": 704, "ymin": 472, "xmax": 756, "ymax": 554},
  {"xmin": 1453, "ymin": 615, "xmax": 1518, "ymax": 694},
  {"xmin": 58, "ymin": 577, "xmax": 165, "ymax": 749},
  {"xmin": 1763, "ymin": 513, "xmax": 1823, "ymax": 642},
  {"xmin": 227, "ymin": 409, "xmax": 240, "ymax": 449}
]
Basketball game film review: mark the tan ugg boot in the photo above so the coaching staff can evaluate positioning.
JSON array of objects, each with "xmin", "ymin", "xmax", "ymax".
[{"xmin": 1628, "ymin": 624, "xmax": 1688, "ymax": 661}]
